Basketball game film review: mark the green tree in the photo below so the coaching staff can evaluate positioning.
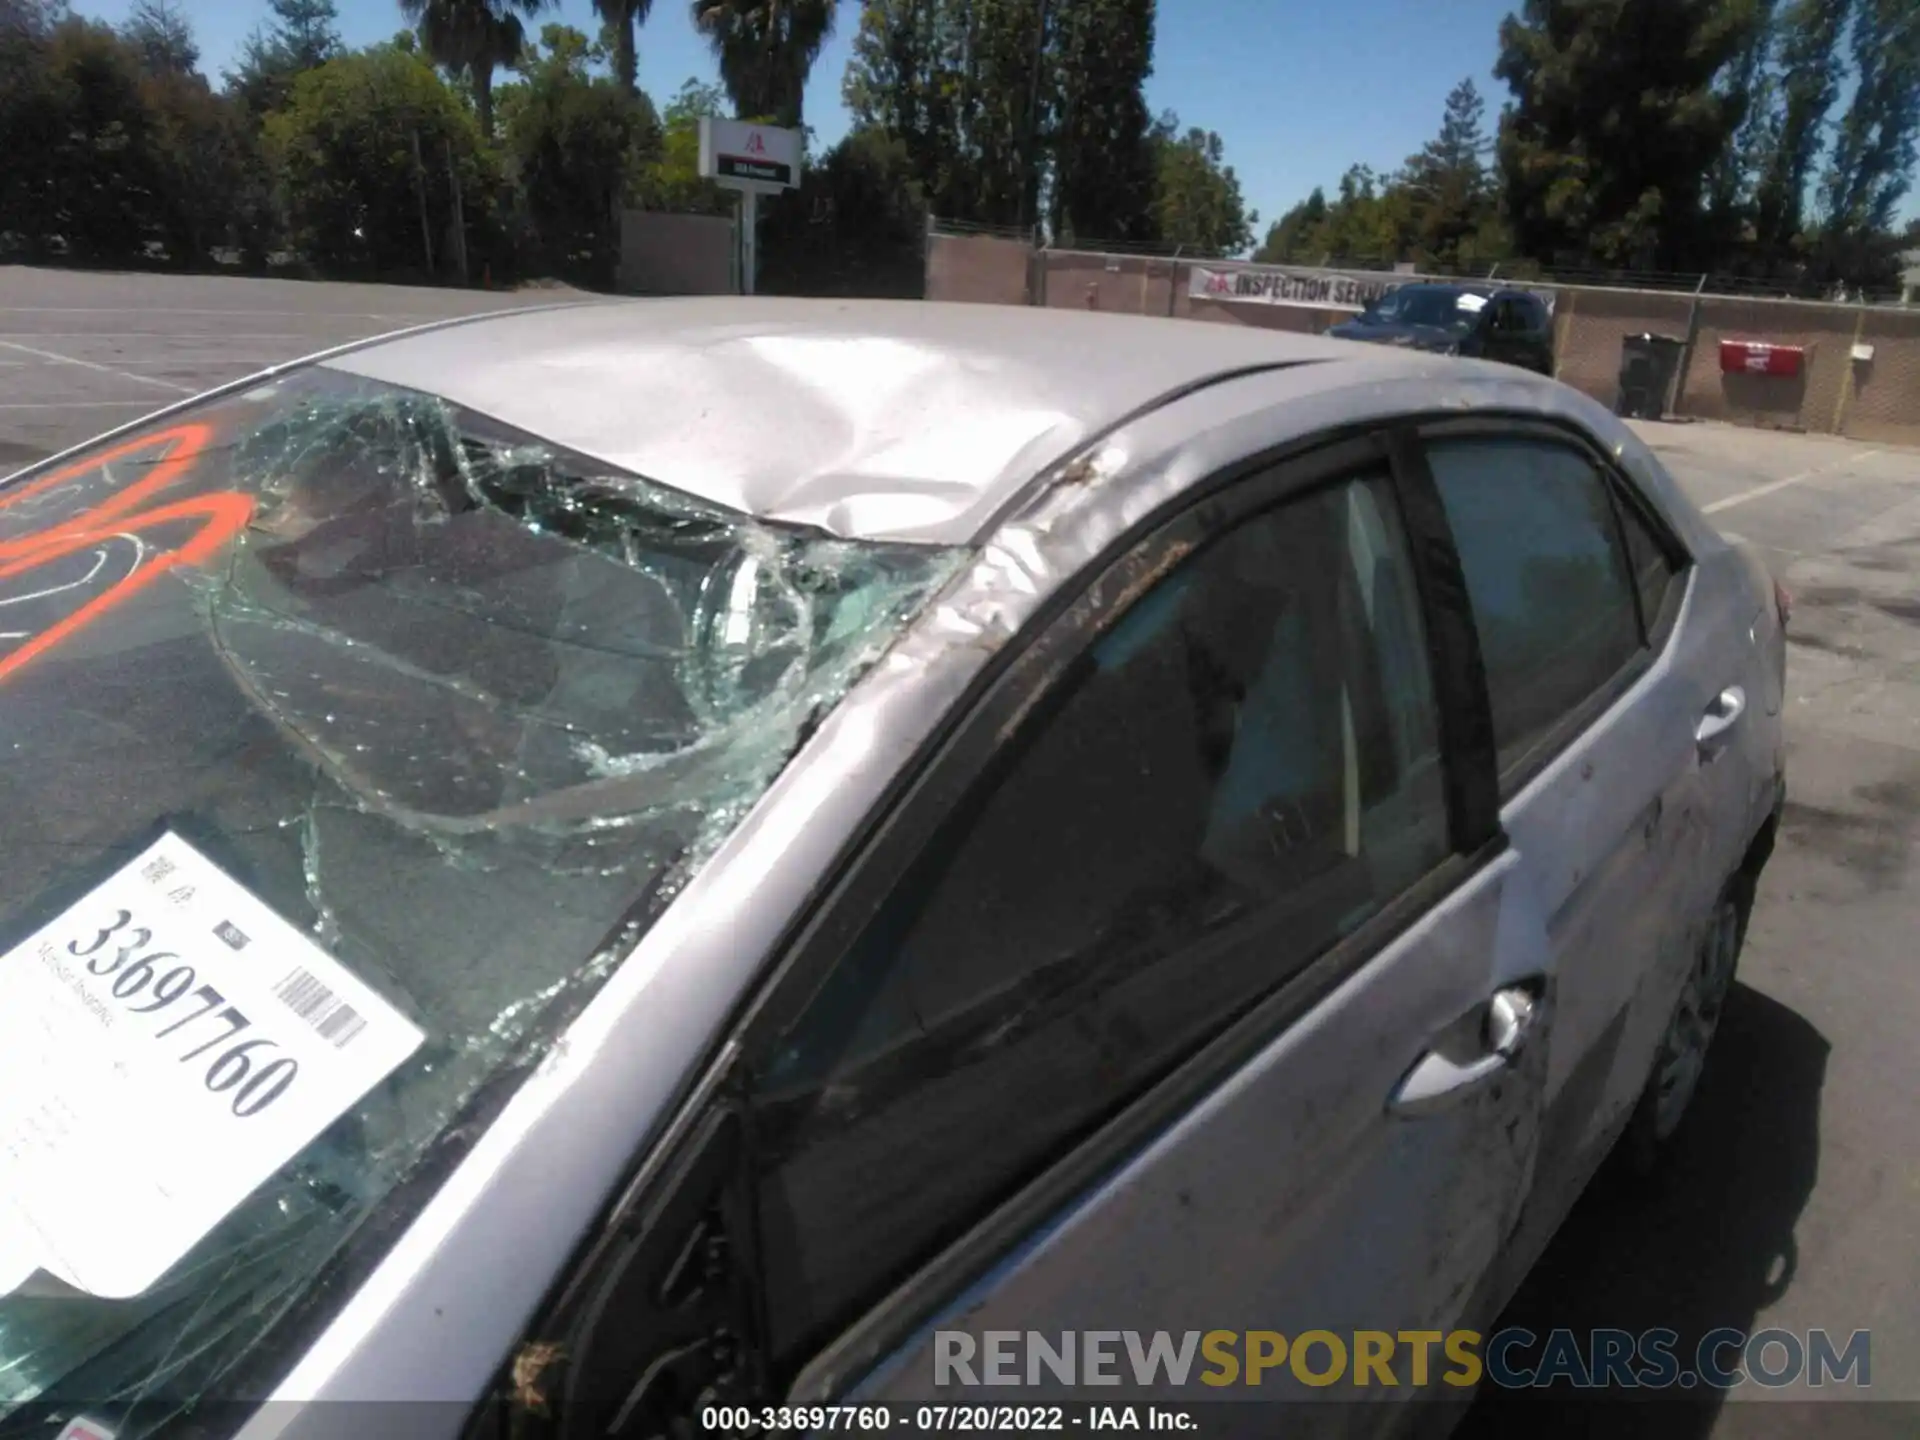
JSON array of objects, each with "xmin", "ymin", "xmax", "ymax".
[
  {"xmin": 1254, "ymin": 187, "xmax": 1328, "ymax": 263},
  {"xmin": 842, "ymin": 0, "xmax": 1048, "ymax": 226},
  {"xmin": 591, "ymin": 0, "xmax": 651, "ymax": 93},
  {"xmin": 142, "ymin": 69, "xmax": 257, "ymax": 265},
  {"xmin": 840, "ymin": 0, "xmax": 1166, "ymax": 238},
  {"xmin": 1402, "ymin": 77, "xmax": 1500, "ymax": 267},
  {"xmin": 946, "ymin": 0, "xmax": 1051, "ymax": 227},
  {"xmin": 1324, "ymin": 164, "xmax": 1423, "ymax": 260},
  {"xmin": 1495, "ymin": 0, "xmax": 1767, "ymax": 269},
  {"xmin": 1823, "ymin": 0, "xmax": 1920, "ymax": 233},
  {"xmin": 230, "ymin": 0, "xmax": 343, "ymax": 114},
  {"xmin": 1048, "ymin": 0, "xmax": 1155, "ymax": 242},
  {"xmin": 501, "ymin": 23, "xmax": 658, "ymax": 285},
  {"xmin": 842, "ymin": 0, "xmax": 958, "ymax": 208},
  {"xmin": 689, "ymin": 0, "xmax": 834, "ymax": 127},
  {"xmin": 117, "ymin": 3, "xmax": 257, "ymax": 266},
  {"xmin": 1752, "ymin": 0, "xmax": 1850, "ymax": 254},
  {"xmin": 1704, "ymin": 2, "xmax": 1778, "ymax": 231},
  {"xmin": 0, "ymin": 1, "xmax": 70, "ymax": 256},
  {"xmin": 400, "ymin": 0, "xmax": 549, "ymax": 137},
  {"xmin": 270, "ymin": 0, "xmax": 343, "ymax": 68},
  {"xmin": 633, "ymin": 75, "xmax": 729, "ymax": 209},
  {"xmin": 0, "ymin": 0, "xmax": 68, "ymax": 28},
  {"xmin": 266, "ymin": 41, "xmax": 497, "ymax": 273},
  {"xmin": 760, "ymin": 123, "xmax": 927, "ymax": 296},
  {"xmin": 122, "ymin": 0, "xmax": 196, "ymax": 74},
  {"xmin": 1147, "ymin": 110, "xmax": 1255, "ymax": 256},
  {"xmin": 36, "ymin": 17, "xmax": 158, "ymax": 263}
]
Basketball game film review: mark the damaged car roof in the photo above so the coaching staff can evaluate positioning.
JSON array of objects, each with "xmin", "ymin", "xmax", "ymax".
[{"xmin": 321, "ymin": 297, "xmax": 1456, "ymax": 546}]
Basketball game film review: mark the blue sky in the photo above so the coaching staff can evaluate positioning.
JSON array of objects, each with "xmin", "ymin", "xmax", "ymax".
[{"xmin": 69, "ymin": 0, "xmax": 1916, "ymax": 232}]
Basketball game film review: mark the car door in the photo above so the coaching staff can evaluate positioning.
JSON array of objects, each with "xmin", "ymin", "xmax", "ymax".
[
  {"xmin": 1522, "ymin": 297, "xmax": 1558, "ymax": 374},
  {"xmin": 1418, "ymin": 427, "xmax": 1712, "ymax": 1274},
  {"xmin": 1475, "ymin": 298, "xmax": 1524, "ymax": 371},
  {"xmin": 698, "ymin": 440, "xmax": 1550, "ymax": 1439}
]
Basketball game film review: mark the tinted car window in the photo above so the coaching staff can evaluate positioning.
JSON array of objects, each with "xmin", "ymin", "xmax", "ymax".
[
  {"xmin": 1428, "ymin": 438, "xmax": 1642, "ymax": 775},
  {"xmin": 1374, "ymin": 286, "xmax": 1485, "ymax": 330},
  {"xmin": 746, "ymin": 473, "xmax": 1451, "ymax": 1364},
  {"xmin": 1615, "ymin": 492, "xmax": 1682, "ymax": 636}
]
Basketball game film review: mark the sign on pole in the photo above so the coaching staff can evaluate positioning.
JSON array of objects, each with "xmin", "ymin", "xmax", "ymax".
[
  {"xmin": 698, "ymin": 118, "xmax": 802, "ymax": 191},
  {"xmin": 697, "ymin": 118, "xmax": 803, "ymax": 296}
]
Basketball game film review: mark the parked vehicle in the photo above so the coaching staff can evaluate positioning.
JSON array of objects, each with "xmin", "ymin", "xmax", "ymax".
[
  {"xmin": 1326, "ymin": 282, "xmax": 1559, "ymax": 375},
  {"xmin": 0, "ymin": 299, "xmax": 1786, "ymax": 1440}
]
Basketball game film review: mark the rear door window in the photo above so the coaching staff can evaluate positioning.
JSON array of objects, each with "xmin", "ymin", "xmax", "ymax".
[
  {"xmin": 1614, "ymin": 491, "xmax": 1683, "ymax": 638},
  {"xmin": 1426, "ymin": 437, "xmax": 1643, "ymax": 779}
]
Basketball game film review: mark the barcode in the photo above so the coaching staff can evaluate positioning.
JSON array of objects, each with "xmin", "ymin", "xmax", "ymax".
[{"xmin": 273, "ymin": 968, "xmax": 367, "ymax": 1049}]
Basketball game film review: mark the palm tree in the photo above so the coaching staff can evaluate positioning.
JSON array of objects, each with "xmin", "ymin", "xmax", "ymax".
[
  {"xmin": 687, "ymin": 0, "xmax": 833, "ymax": 127},
  {"xmin": 401, "ymin": 0, "xmax": 547, "ymax": 136},
  {"xmin": 593, "ymin": 0, "xmax": 652, "ymax": 95}
]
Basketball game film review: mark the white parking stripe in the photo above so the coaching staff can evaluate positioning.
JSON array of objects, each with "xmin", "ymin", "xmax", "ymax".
[
  {"xmin": 0, "ymin": 400, "xmax": 162, "ymax": 410},
  {"xmin": 0, "ymin": 308, "xmax": 406, "ymax": 319},
  {"xmin": 1, "ymin": 332, "xmax": 316, "ymax": 341},
  {"xmin": 1701, "ymin": 451, "xmax": 1884, "ymax": 515},
  {"xmin": 0, "ymin": 339, "xmax": 196, "ymax": 394}
]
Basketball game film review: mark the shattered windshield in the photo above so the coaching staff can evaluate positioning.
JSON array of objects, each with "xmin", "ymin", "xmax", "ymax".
[{"xmin": 0, "ymin": 368, "xmax": 965, "ymax": 1429}]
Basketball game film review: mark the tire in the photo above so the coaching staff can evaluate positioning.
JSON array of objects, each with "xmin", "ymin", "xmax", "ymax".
[{"xmin": 1620, "ymin": 874, "xmax": 1753, "ymax": 1177}]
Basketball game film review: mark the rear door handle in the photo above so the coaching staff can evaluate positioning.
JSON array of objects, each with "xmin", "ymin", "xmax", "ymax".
[
  {"xmin": 1696, "ymin": 686, "xmax": 1747, "ymax": 758},
  {"xmin": 1389, "ymin": 985, "xmax": 1541, "ymax": 1118}
]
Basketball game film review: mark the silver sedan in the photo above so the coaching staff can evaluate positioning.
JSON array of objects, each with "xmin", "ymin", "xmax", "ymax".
[{"xmin": 0, "ymin": 299, "xmax": 1787, "ymax": 1440}]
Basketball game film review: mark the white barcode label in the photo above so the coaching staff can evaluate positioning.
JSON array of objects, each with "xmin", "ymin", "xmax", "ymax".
[{"xmin": 273, "ymin": 968, "xmax": 368, "ymax": 1049}]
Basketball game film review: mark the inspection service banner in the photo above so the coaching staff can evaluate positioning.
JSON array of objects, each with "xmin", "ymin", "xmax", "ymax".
[{"xmin": 1189, "ymin": 263, "xmax": 1556, "ymax": 316}]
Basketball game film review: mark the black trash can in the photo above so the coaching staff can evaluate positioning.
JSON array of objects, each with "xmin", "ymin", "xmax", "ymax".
[{"xmin": 1615, "ymin": 333, "xmax": 1688, "ymax": 419}]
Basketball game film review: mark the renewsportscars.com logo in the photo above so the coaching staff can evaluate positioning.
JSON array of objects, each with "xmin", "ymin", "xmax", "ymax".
[{"xmin": 933, "ymin": 1328, "xmax": 1872, "ymax": 1391}]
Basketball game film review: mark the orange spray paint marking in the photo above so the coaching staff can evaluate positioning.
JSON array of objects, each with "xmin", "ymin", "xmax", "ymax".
[
  {"xmin": 0, "ymin": 424, "xmax": 213, "ymax": 528},
  {"xmin": 0, "ymin": 421, "xmax": 256, "ymax": 685}
]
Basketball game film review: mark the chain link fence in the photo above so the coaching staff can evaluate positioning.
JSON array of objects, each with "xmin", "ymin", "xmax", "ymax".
[{"xmin": 924, "ymin": 220, "xmax": 1920, "ymax": 445}]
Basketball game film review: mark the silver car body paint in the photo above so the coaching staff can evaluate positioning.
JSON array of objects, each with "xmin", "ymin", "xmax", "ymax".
[
  {"xmin": 196, "ymin": 300, "xmax": 1774, "ymax": 1440},
  {"xmin": 323, "ymin": 298, "xmax": 1371, "ymax": 545}
]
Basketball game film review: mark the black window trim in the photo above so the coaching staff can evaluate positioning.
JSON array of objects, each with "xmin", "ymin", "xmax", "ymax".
[
  {"xmin": 728, "ymin": 427, "xmax": 1509, "ymax": 1402},
  {"xmin": 1411, "ymin": 414, "xmax": 1696, "ymax": 801}
]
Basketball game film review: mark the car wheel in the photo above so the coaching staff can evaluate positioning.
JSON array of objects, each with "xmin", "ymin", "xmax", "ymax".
[{"xmin": 1621, "ymin": 876, "xmax": 1750, "ymax": 1175}]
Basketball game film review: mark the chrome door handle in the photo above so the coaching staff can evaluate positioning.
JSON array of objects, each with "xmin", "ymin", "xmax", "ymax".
[
  {"xmin": 1389, "ymin": 986, "xmax": 1541, "ymax": 1118},
  {"xmin": 1696, "ymin": 686, "xmax": 1747, "ymax": 758}
]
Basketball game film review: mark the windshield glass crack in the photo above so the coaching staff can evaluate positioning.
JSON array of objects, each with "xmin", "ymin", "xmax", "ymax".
[{"xmin": 0, "ymin": 368, "xmax": 967, "ymax": 1425}]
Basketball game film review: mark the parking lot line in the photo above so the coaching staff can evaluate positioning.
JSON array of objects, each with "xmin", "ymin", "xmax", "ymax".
[
  {"xmin": 1, "ymin": 332, "xmax": 317, "ymax": 341},
  {"xmin": 1701, "ymin": 451, "xmax": 1884, "ymax": 516},
  {"xmin": 0, "ymin": 400, "xmax": 162, "ymax": 410},
  {"xmin": 0, "ymin": 339, "xmax": 196, "ymax": 394},
  {"xmin": 0, "ymin": 307, "xmax": 407, "ymax": 321}
]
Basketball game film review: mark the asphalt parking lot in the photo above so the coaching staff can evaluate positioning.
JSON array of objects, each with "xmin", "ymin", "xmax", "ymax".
[
  {"xmin": 3, "ymin": 269, "xmax": 1918, "ymax": 1433},
  {"xmin": 0, "ymin": 266, "xmax": 578, "ymax": 473}
]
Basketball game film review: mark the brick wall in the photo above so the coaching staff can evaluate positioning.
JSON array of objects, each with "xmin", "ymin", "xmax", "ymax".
[{"xmin": 925, "ymin": 231, "xmax": 1920, "ymax": 445}]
